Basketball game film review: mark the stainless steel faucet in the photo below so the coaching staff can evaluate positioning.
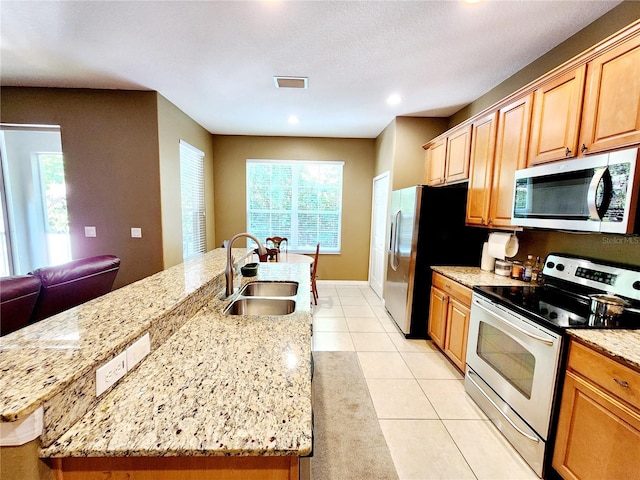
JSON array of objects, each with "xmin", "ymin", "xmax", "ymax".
[{"xmin": 225, "ymin": 232, "xmax": 267, "ymax": 297}]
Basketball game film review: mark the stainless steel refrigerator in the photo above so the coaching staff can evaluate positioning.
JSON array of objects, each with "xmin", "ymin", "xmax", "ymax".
[{"xmin": 384, "ymin": 184, "xmax": 485, "ymax": 337}]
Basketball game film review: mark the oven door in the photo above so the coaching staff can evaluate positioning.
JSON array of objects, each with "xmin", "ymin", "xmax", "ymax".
[{"xmin": 465, "ymin": 293, "xmax": 562, "ymax": 440}]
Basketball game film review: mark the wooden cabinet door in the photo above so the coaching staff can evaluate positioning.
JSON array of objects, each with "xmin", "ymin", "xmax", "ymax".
[
  {"xmin": 528, "ymin": 66, "xmax": 586, "ymax": 166},
  {"xmin": 425, "ymin": 139, "xmax": 447, "ymax": 186},
  {"xmin": 466, "ymin": 113, "xmax": 497, "ymax": 226},
  {"xmin": 489, "ymin": 94, "xmax": 532, "ymax": 228},
  {"xmin": 443, "ymin": 297, "xmax": 470, "ymax": 371},
  {"xmin": 552, "ymin": 371, "xmax": 640, "ymax": 480},
  {"xmin": 580, "ymin": 34, "xmax": 640, "ymax": 154},
  {"xmin": 445, "ymin": 125, "xmax": 472, "ymax": 183},
  {"xmin": 428, "ymin": 286, "xmax": 447, "ymax": 349}
]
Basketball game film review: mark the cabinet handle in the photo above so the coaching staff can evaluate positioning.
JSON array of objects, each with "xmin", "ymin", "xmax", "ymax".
[
  {"xmin": 581, "ymin": 143, "xmax": 588, "ymax": 154},
  {"xmin": 565, "ymin": 147, "xmax": 572, "ymax": 156},
  {"xmin": 613, "ymin": 378, "xmax": 629, "ymax": 388}
]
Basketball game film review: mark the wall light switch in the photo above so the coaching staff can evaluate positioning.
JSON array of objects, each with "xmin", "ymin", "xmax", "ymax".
[
  {"xmin": 84, "ymin": 226, "xmax": 97, "ymax": 237},
  {"xmin": 131, "ymin": 227, "xmax": 142, "ymax": 238}
]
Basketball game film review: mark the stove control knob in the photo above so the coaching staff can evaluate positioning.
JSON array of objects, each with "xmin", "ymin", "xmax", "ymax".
[
  {"xmin": 556, "ymin": 264, "xmax": 565, "ymax": 272},
  {"xmin": 546, "ymin": 261, "xmax": 555, "ymax": 269},
  {"xmin": 550, "ymin": 311, "xmax": 558, "ymax": 320},
  {"xmin": 634, "ymin": 281, "xmax": 640, "ymax": 291}
]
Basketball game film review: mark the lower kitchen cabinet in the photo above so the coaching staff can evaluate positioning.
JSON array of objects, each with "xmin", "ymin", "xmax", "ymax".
[
  {"xmin": 552, "ymin": 340, "xmax": 640, "ymax": 480},
  {"xmin": 428, "ymin": 273, "xmax": 472, "ymax": 371}
]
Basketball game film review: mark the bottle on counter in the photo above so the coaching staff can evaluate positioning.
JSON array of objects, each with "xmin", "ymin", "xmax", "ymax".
[
  {"xmin": 511, "ymin": 261, "xmax": 523, "ymax": 280},
  {"xmin": 522, "ymin": 254, "xmax": 533, "ymax": 282},
  {"xmin": 531, "ymin": 256, "xmax": 541, "ymax": 284}
]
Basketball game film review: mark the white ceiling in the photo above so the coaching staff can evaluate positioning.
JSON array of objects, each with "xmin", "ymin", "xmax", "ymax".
[{"xmin": 0, "ymin": 1, "xmax": 623, "ymax": 138}]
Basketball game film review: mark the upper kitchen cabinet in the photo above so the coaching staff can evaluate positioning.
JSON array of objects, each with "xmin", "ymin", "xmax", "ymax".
[
  {"xmin": 579, "ymin": 33, "xmax": 640, "ymax": 155},
  {"xmin": 466, "ymin": 98, "xmax": 531, "ymax": 229},
  {"xmin": 424, "ymin": 137, "xmax": 447, "ymax": 185},
  {"xmin": 424, "ymin": 124, "xmax": 472, "ymax": 186},
  {"xmin": 466, "ymin": 112, "xmax": 498, "ymax": 227},
  {"xmin": 527, "ymin": 66, "xmax": 586, "ymax": 166}
]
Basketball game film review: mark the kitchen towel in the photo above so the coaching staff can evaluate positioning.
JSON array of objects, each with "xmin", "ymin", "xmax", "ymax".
[
  {"xmin": 481, "ymin": 242, "xmax": 495, "ymax": 271},
  {"xmin": 487, "ymin": 232, "xmax": 519, "ymax": 260}
]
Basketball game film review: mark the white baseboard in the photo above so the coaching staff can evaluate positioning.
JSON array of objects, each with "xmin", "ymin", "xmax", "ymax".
[{"xmin": 316, "ymin": 279, "xmax": 369, "ymax": 287}]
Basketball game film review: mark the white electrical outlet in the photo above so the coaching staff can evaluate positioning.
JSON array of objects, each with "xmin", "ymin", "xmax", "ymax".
[
  {"xmin": 84, "ymin": 226, "xmax": 97, "ymax": 238},
  {"xmin": 131, "ymin": 227, "xmax": 142, "ymax": 238},
  {"xmin": 126, "ymin": 333, "xmax": 150, "ymax": 370},
  {"xmin": 96, "ymin": 351, "xmax": 127, "ymax": 396}
]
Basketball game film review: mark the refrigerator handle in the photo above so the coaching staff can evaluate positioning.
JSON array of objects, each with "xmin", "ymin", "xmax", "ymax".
[{"xmin": 390, "ymin": 210, "xmax": 401, "ymax": 271}]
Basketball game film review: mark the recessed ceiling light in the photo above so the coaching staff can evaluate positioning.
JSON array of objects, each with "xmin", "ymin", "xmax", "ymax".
[
  {"xmin": 288, "ymin": 115, "xmax": 300, "ymax": 125},
  {"xmin": 274, "ymin": 76, "xmax": 308, "ymax": 89},
  {"xmin": 387, "ymin": 94, "xmax": 402, "ymax": 106}
]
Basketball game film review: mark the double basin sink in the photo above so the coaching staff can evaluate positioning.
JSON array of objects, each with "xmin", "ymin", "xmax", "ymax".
[{"xmin": 224, "ymin": 281, "xmax": 299, "ymax": 315}]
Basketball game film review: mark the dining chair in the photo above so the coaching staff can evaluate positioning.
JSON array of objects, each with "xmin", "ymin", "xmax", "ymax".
[
  {"xmin": 310, "ymin": 243, "xmax": 320, "ymax": 305},
  {"xmin": 266, "ymin": 237, "xmax": 288, "ymax": 253},
  {"xmin": 253, "ymin": 248, "xmax": 279, "ymax": 262}
]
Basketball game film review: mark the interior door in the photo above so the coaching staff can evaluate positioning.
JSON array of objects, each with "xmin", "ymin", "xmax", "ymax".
[{"xmin": 369, "ymin": 172, "xmax": 389, "ymax": 299}]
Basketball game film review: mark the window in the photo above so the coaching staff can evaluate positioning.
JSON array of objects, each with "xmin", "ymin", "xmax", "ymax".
[
  {"xmin": 180, "ymin": 140, "xmax": 206, "ymax": 260},
  {"xmin": 0, "ymin": 125, "xmax": 70, "ymax": 274},
  {"xmin": 246, "ymin": 160, "xmax": 343, "ymax": 253}
]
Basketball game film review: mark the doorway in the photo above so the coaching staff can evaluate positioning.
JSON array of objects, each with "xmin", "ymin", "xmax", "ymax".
[{"xmin": 368, "ymin": 171, "xmax": 390, "ymax": 299}]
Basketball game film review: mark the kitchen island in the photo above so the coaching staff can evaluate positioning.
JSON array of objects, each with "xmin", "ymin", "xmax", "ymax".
[{"xmin": 0, "ymin": 248, "xmax": 312, "ymax": 480}]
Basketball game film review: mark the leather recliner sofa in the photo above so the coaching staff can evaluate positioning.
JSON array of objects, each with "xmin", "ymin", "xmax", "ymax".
[
  {"xmin": 0, "ymin": 255, "xmax": 120, "ymax": 335},
  {"xmin": 0, "ymin": 275, "xmax": 42, "ymax": 336}
]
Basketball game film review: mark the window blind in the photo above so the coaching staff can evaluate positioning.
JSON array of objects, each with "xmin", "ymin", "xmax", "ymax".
[
  {"xmin": 246, "ymin": 159, "xmax": 343, "ymax": 253},
  {"xmin": 180, "ymin": 140, "xmax": 206, "ymax": 260}
]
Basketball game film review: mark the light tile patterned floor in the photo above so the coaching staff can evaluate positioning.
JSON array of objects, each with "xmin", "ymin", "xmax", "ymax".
[{"xmin": 312, "ymin": 282, "xmax": 539, "ymax": 480}]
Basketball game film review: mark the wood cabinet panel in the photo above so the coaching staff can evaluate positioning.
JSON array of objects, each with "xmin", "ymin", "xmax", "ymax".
[
  {"xmin": 489, "ymin": 94, "xmax": 532, "ymax": 228},
  {"xmin": 528, "ymin": 66, "xmax": 586, "ymax": 166},
  {"xmin": 425, "ymin": 138, "xmax": 447, "ymax": 186},
  {"xmin": 445, "ymin": 125, "xmax": 472, "ymax": 183},
  {"xmin": 580, "ymin": 33, "xmax": 640, "ymax": 154},
  {"xmin": 552, "ymin": 371, "xmax": 640, "ymax": 480},
  {"xmin": 444, "ymin": 297, "xmax": 470, "ymax": 371},
  {"xmin": 429, "ymin": 273, "xmax": 472, "ymax": 370},
  {"xmin": 51, "ymin": 456, "xmax": 300, "ymax": 480},
  {"xmin": 466, "ymin": 113, "xmax": 498, "ymax": 226},
  {"xmin": 428, "ymin": 285, "xmax": 447, "ymax": 349},
  {"xmin": 567, "ymin": 341, "xmax": 640, "ymax": 410}
]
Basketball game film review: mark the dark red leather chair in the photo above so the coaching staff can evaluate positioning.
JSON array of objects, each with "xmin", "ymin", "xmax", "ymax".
[
  {"xmin": 29, "ymin": 255, "xmax": 120, "ymax": 323},
  {"xmin": 0, "ymin": 275, "xmax": 42, "ymax": 336}
]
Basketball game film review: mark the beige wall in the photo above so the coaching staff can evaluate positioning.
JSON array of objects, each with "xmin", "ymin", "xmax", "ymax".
[
  {"xmin": 393, "ymin": 117, "xmax": 448, "ymax": 189},
  {"xmin": 374, "ymin": 119, "xmax": 395, "ymax": 179},
  {"xmin": 1, "ymin": 87, "xmax": 164, "ymax": 288},
  {"xmin": 450, "ymin": 1, "xmax": 640, "ymax": 128},
  {"xmin": 157, "ymin": 95, "xmax": 215, "ymax": 269},
  {"xmin": 212, "ymin": 135, "xmax": 375, "ymax": 281},
  {"xmin": 374, "ymin": 116, "xmax": 448, "ymax": 189}
]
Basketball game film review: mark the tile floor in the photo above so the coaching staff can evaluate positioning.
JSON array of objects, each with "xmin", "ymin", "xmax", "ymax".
[{"xmin": 312, "ymin": 282, "xmax": 539, "ymax": 480}]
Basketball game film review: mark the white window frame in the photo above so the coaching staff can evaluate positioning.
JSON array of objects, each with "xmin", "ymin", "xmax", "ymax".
[
  {"xmin": 246, "ymin": 159, "xmax": 343, "ymax": 254},
  {"xmin": 180, "ymin": 140, "xmax": 206, "ymax": 260}
]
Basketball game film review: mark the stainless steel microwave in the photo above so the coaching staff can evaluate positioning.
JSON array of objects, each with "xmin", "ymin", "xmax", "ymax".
[{"xmin": 512, "ymin": 148, "xmax": 640, "ymax": 233}]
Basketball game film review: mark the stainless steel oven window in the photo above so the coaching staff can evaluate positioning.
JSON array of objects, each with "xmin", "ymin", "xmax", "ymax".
[{"xmin": 477, "ymin": 321, "xmax": 536, "ymax": 399}]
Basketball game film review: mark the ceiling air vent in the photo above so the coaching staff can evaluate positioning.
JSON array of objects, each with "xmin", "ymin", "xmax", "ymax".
[{"xmin": 273, "ymin": 76, "xmax": 308, "ymax": 89}]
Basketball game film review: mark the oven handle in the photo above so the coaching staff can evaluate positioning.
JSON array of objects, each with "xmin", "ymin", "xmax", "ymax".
[
  {"xmin": 473, "ymin": 299, "xmax": 555, "ymax": 346},
  {"xmin": 467, "ymin": 370, "xmax": 540, "ymax": 443}
]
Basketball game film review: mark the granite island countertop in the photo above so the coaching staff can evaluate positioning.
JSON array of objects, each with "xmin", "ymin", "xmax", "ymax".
[
  {"xmin": 1, "ymin": 247, "xmax": 308, "ymax": 451},
  {"xmin": 40, "ymin": 261, "xmax": 313, "ymax": 458}
]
